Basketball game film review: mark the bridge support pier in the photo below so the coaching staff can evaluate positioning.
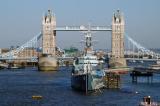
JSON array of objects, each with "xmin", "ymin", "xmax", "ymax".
[
  {"xmin": 109, "ymin": 58, "xmax": 126, "ymax": 68},
  {"xmin": 130, "ymin": 71, "xmax": 153, "ymax": 83}
]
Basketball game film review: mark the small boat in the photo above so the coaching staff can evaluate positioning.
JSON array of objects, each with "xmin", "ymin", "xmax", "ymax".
[
  {"xmin": 149, "ymin": 64, "xmax": 160, "ymax": 70},
  {"xmin": 71, "ymin": 29, "xmax": 105, "ymax": 92},
  {"xmin": 0, "ymin": 63, "xmax": 8, "ymax": 69},
  {"xmin": 139, "ymin": 96, "xmax": 159, "ymax": 106},
  {"xmin": 7, "ymin": 63, "xmax": 25, "ymax": 69},
  {"xmin": 8, "ymin": 66, "xmax": 21, "ymax": 69}
]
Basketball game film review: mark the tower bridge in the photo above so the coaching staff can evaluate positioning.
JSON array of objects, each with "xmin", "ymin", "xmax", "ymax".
[{"xmin": 0, "ymin": 9, "xmax": 160, "ymax": 67}]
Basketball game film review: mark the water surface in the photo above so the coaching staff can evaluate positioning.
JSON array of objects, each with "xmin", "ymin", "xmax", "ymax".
[{"xmin": 0, "ymin": 65, "xmax": 160, "ymax": 106}]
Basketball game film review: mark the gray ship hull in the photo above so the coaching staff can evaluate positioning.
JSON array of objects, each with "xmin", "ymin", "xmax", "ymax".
[{"xmin": 71, "ymin": 73, "xmax": 104, "ymax": 92}]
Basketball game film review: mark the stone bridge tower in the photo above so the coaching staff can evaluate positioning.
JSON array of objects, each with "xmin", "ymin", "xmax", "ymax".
[
  {"xmin": 42, "ymin": 10, "xmax": 56, "ymax": 56},
  {"xmin": 109, "ymin": 10, "xmax": 126, "ymax": 67}
]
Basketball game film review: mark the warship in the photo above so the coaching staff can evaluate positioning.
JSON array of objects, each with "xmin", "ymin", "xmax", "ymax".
[{"xmin": 71, "ymin": 29, "xmax": 105, "ymax": 92}]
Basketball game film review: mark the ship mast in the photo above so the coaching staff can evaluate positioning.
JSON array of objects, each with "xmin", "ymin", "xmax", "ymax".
[{"xmin": 83, "ymin": 25, "xmax": 94, "ymax": 54}]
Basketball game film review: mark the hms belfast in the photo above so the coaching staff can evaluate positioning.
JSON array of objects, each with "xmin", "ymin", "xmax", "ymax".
[
  {"xmin": 71, "ymin": 29, "xmax": 105, "ymax": 92},
  {"xmin": 38, "ymin": 10, "xmax": 58, "ymax": 71}
]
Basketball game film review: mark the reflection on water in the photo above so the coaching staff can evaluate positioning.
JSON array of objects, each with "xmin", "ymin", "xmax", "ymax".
[{"xmin": 0, "ymin": 62, "xmax": 160, "ymax": 106}]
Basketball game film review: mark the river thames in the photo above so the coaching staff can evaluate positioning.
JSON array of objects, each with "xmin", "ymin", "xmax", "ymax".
[{"xmin": 0, "ymin": 65, "xmax": 160, "ymax": 106}]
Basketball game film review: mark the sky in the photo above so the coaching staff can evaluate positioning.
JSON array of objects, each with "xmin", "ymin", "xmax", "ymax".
[{"xmin": 0, "ymin": 0, "xmax": 160, "ymax": 50}]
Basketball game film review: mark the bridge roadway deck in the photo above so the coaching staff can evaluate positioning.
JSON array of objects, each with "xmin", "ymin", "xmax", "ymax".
[
  {"xmin": 55, "ymin": 26, "xmax": 112, "ymax": 31},
  {"xmin": 0, "ymin": 57, "xmax": 159, "ymax": 61},
  {"xmin": 126, "ymin": 58, "xmax": 160, "ymax": 61}
]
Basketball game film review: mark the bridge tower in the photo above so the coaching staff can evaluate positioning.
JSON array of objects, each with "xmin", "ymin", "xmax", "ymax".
[
  {"xmin": 38, "ymin": 10, "xmax": 58, "ymax": 71},
  {"xmin": 42, "ymin": 10, "xmax": 56, "ymax": 56},
  {"xmin": 109, "ymin": 10, "xmax": 126, "ymax": 67}
]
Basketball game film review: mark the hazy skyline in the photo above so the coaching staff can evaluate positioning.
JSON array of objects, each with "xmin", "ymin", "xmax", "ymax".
[{"xmin": 0, "ymin": 0, "xmax": 160, "ymax": 50}]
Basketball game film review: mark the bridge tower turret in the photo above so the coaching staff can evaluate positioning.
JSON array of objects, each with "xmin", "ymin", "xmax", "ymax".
[
  {"xmin": 110, "ymin": 10, "xmax": 126, "ymax": 67},
  {"xmin": 42, "ymin": 10, "xmax": 56, "ymax": 56}
]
